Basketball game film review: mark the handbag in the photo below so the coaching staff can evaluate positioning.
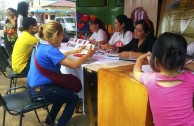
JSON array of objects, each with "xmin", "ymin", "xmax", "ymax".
[{"xmin": 33, "ymin": 49, "xmax": 82, "ymax": 93}]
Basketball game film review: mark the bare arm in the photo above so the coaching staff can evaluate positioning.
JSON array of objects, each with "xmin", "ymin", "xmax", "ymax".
[
  {"xmin": 89, "ymin": 39, "xmax": 106, "ymax": 45},
  {"xmin": 119, "ymin": 51, "xmax": 143, "ymax": 59},
  {"xmin": 60, "ymin": 46, "xmax": 95, "ymax": 69},
  {"xmin": 3, "ymin": 25, "xmax": 7, "ymax": 33},
  {"xmin": 185, "ymin": 61, "xmax": 194, "ymax": 72},
  {"xmin": 63, "ymin": 46, "xmax": 85, "ymax": 56},
  {"xmin": 63, "ymin": 49, "xmax": 79, "ymax": 56},
  {"xmin": 133, "ymin": 53, "xmax": 150, "ymax": 81},
  {"xmin": 100, "ymin": 44, "xmax": 114, "ymax": 50}
]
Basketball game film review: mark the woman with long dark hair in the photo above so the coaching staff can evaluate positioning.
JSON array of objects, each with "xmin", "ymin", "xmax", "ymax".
[
  {"xmin": 88, "ymin": 18, "xmax": 109, "ymax": 45},
  {"xmin": 16, "ymin": 1, "xmax": 29, "ymax": 36},
  {"xmin": 3, "ymin": 8, "xmax": 17, "ymax": 45},
  {"xmin": 114, "ymin": 19, "xmax": 156, "ymax": 59},
  {"xmin": 101, "ymin": 14, "xmax": 134, "ymax": 49}
]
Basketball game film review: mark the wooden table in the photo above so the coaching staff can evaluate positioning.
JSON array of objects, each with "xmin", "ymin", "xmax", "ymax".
[
  {"xmin": 98, "ymin": 64, "xmax": 154, "ymax": 126},
  {"xmin": 84, "ymin": 62, "xmax": 134, "ymax": 126},
  {"xmin": 59, "ymin": 43, "xmax": 142, "ymax": 125}
]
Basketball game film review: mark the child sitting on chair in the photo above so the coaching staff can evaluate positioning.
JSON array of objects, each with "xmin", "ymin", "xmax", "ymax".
[{"xmin": 133, "ymin": 32, "xmax": 194, "ymax": 126}]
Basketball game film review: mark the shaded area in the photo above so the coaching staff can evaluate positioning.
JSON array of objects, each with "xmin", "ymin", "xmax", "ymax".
[{"xmin": 0, "ymin": 71, "xmax": 90, "ymax": 126}]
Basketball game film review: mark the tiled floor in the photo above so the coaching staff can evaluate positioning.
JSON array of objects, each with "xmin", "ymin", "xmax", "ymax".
[{"xmin": 0, "ymin": 73, "xmax": 90, "ymax": 126}]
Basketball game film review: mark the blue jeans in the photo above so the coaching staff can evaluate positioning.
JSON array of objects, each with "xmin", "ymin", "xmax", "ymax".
[{"xmin": 28, "ymin": 83, "xmax": 79, "ymax": 126}]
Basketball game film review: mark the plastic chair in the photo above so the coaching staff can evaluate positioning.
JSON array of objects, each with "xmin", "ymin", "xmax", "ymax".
[
  {"xmin": 0, "ymin": 49, "xmax": 27, "ymax": 89},
  {"xmin": 0, "ymin": 86, "xmax": 53, "ymax": 126},
  {"xmin": 2, "ymin": 38, "xmax": 13, "ymax": 58},
  {"xmin": 0, "ymin": 45, "xmax": 11, "ymax": 61}
]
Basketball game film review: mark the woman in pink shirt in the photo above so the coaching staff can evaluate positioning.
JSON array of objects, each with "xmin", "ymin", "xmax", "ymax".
[{"xmin": 133, "ymin": 32, "xmax": 194, "ymax": 126}]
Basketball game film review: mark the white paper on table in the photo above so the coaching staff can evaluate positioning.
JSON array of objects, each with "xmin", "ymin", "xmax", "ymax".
[
  {"xmin": 66, "ymin": 42, "xmax": 80, "ymax": 49},
  {"xmin": 105, "ymin": 53, "xmax": 119, "ymax": 57},
  {"xmin": 66, "ymin": 38, "xmax": 90, "ymax": 49},
  {"xmin": 103, "ymin": 55, "xmax": 120, "ymax": 60},
  {"xmin": 85, "ymin": 43, "xmax": 95, "ymax": 50},
  {"xmin": 102, "ymin": 52, "xmax": 120, "ymax": 60}
]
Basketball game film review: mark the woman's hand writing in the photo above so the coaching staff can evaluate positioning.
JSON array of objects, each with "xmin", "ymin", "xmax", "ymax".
[
  {"xmin": 100, "ymin": 44, "xmax": 108, "ymax": 50},
  {"xmin": 89, "ymin": 40, "xmax": 96, "ymax": 45},
  {"xmin": 119, "ymin": 51, "xmax": 130, "ymax": 58}
]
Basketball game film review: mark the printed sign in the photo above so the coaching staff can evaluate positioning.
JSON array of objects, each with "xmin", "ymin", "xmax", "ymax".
[{"xmin": 66, "ymin": 38, "xmax": 90, "ymax": 48}]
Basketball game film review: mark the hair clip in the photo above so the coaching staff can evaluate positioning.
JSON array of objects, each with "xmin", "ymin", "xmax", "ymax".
[{"xmin": 90, "ymin": 17, "xmax": 96, "ymax": 22}]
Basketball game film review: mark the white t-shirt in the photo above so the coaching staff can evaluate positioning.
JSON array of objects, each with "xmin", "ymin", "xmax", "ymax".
[
  {"xmin": 109, "ymin": 31, "xmax": 133, "ymax": 47},
  {"xmin": 89, "ymin": 29, "xmax": 108, "ymax": 43},
  {"xmin": 32, "ymin": 16, "xmax": 37, "ymax": 21},
  {"xmin": 187, "ymin": 42, "xmax": 194, "ymax": 58},
  {"xmin": 17, "ymin": 15, "xmax": 23, "ymax": 37}
]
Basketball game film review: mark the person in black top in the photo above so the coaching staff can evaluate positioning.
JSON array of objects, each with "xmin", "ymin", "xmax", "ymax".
[{"xmin": 113, "ymin": 19, "xmax": 156, "ymax": 59}]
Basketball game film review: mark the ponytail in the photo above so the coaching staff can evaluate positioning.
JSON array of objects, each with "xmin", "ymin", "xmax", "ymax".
[
  {"xmin": 100, "ymin": 22, "xmax": 110, "ymax": 41},
  {"xmin": 125, "ymin": 18, "xmax": 134, "ymax": 32},
  {"xmin": 151, "ymin": 32, "xmax": 187, "ymax": 71},
  {"xmin": 38, "ymin": 21, "xmax": 63, "ymax": 41}
]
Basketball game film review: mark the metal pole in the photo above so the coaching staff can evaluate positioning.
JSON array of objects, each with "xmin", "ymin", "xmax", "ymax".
[
  {"xmin": 74, "ymin": 2, "xmax": 77, "ymax": 38},
  {"xmin": 107, "ymin": 0, "xmax": 109, "ymax": 32}
]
